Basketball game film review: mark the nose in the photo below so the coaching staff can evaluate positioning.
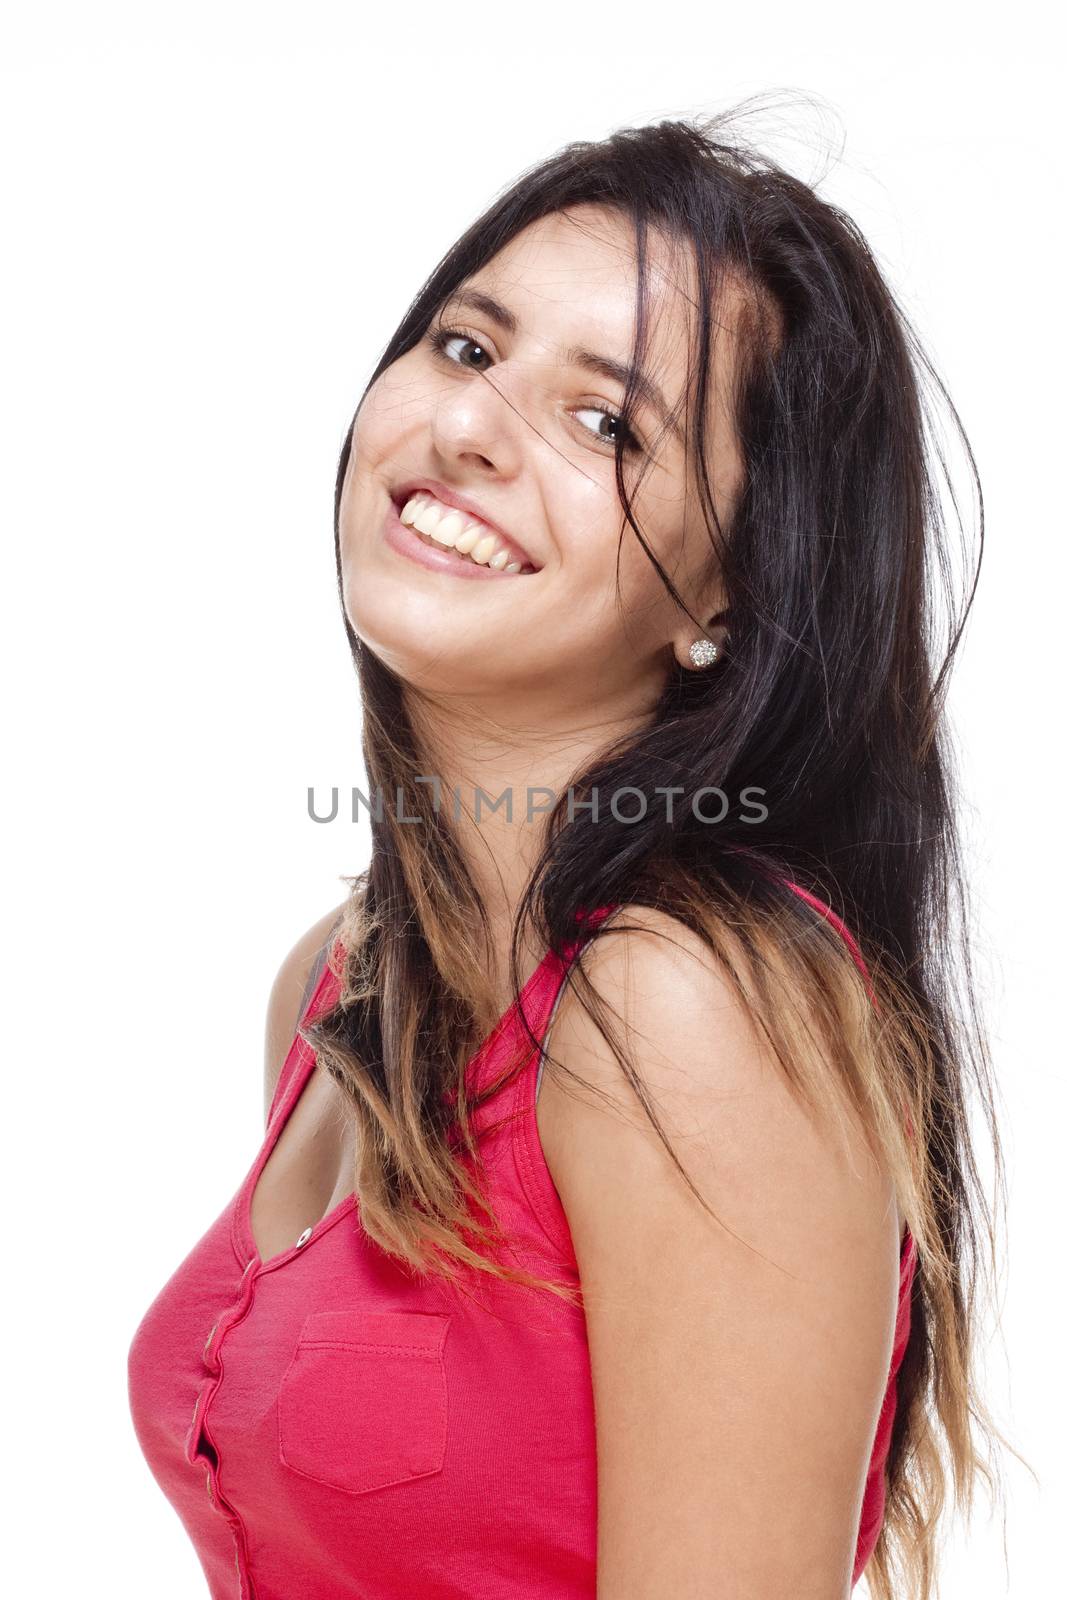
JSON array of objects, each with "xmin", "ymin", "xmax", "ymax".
[{"xmin": 428, "ymin": 365, "xmax": 526, "ymax": 480}]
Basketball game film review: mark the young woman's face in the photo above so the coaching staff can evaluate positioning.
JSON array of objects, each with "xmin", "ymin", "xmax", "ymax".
[{"xmin": 338, "ymin": 203, "xmax": 745, "ymax": 721}]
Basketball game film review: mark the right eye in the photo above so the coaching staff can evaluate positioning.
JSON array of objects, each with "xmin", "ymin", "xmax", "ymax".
[{"xmin": 426, "ymin": 325, "xmax": 493, "ymax": 371}]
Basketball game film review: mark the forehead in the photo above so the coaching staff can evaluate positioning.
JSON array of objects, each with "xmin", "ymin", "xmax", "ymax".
[{"xmin": 461, "ymin": 206, "xmax": 690, "ymax": 362}]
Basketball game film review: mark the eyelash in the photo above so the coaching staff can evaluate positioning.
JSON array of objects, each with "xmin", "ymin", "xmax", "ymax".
[{"xmin": 426, "ymin": 323, "xmax": 643, "ymax": 456}]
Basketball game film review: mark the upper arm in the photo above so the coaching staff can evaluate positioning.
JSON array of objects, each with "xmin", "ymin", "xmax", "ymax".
[
  {"xmin": 537, "ymin": 906, "xmax": 902, "ymax": 1600},
  {"xmin": 263, "ymin": 899, "xmax": 348, "ymax": 1126}
]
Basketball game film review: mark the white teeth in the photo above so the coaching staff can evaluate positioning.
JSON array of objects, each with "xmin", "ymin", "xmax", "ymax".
[
  {"xmin": 433, "ymin": 510, "xmax": 465, "ymax": 547},
  {"xmin": 470, "ymin": 534, "xmax": 498, "ymax": 565},
  {"xmin": 398, "ymin": 491, "xmax": 534, "ymax": 574},
  {"xmin": 411, "ymin": 500, "xmax": 445, "ymax": 537},
  {"xmin": 453, "ymin": 522, "xmax": 483, "ymax": 555}
]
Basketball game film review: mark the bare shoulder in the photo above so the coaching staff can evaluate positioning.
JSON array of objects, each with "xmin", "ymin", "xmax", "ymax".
[
  {"xmin": 539, "ymin": 901, "xmax": 785, "ymax": 1150},
  {"xmin": 539, "ymin": 900, "xmax": 895, "ymax": 1221},
  {"xmin": 536, "ymin": 902, "xmax": 903, "ymax": 1594},
  {"xmin": 263, "ymin": 899, "xmax": 349, "ymax": 1125}
]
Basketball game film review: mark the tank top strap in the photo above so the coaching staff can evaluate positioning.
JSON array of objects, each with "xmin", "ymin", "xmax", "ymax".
[
  {"xmin": 777, "ymin": 877, "xmax": 875, "ymax": 999},
  {"xmin": 452, "ymin": 905, "xmax": 621, "ymax": 1266},
  {"xmin": 462, "ymin": 905, "xmax": 621, "ymax": 1113},
  {"xmin": 265, "ymin": 938, "xmax": 346, "ymax": 1129}
]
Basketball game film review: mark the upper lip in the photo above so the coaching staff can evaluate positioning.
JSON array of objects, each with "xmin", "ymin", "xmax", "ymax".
[{"xmin": 391, "ymin": 478, "xmax": 541, "ymax": 571}]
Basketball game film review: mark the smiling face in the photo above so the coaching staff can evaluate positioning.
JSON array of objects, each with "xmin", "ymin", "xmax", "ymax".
[{"xmin": 338, "ymin": 204, "xmax": 747, "ymax": 723}]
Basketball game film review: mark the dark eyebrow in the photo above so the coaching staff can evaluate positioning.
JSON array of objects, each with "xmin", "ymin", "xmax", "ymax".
[{"xmin": 443, "ymin": 287, "xmax": 681, "ymax": 443}]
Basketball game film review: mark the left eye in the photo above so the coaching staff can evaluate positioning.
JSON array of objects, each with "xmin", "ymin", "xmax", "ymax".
[{"xmin": 572, "ymin": 405, "xmax": 636, "ymax": 453}]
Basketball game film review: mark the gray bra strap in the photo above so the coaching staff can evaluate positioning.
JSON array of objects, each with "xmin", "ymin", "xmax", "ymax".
[
  {"xmin": 535, "ymin": 965, "xmax": 576, "ymax": 1103},
  {"xmin": 535, "ymin": 905, "xmax": 624, "ymax": 1100},
  {"xmin": 297, "ymin": 913, "xmax": 346, "ymax": 1024}
]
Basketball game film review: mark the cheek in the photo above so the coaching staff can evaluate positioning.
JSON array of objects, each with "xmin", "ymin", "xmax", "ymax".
[
  {"xmin": 554, "ymin": 475, "xmax": 632, "ymax": 581},
  {"xmin": 630, "ymin": 500, "xmax": 715, "ymax": 613},
  {"xmin": 611, "ymin": 510, "xmax": 693, "ymax": 622},
  {"xmin": 547, "ymin": 481, "xmax": 682, "ymax": 631},
  {"xmin": 348, "ymin": 374, "xmax": 408, "ymax": 467},
  {"xmin": 337, "ymin": 386, "xmax": 409, "ymax": 556}
]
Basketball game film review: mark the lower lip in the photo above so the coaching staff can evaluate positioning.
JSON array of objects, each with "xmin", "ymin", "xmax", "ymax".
[{"xmin": 382, "ymin": 499, "xmax": 535, "ymax": 581}]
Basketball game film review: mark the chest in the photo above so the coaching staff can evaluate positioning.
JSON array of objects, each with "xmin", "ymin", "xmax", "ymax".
[
  {"xmin": 250, "ymin": 1063, "xmax": 358, "ymax": 1263},
  {"xmin": 128, "ymin": 1144, "xmax": 598, "ymax": 1599}
]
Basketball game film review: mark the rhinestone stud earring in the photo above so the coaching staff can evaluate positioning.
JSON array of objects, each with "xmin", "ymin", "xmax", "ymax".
[{"xmin": 688, "ymin": 638, "xmax": 719, "ymax": 669}]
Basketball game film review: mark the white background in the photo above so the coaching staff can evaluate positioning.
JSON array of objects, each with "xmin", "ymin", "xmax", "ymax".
[{"xmin": 3, "ymin": 4, "xmax": 1061, "ymax": 1594}]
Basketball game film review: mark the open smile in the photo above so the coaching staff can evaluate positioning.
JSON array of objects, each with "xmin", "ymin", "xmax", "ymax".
[{"xmin": 383, "ymin": 489, "xmax": 540, "ymax": 580}]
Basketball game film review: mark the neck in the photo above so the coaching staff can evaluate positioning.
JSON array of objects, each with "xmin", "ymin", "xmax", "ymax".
[{"xmin": 403, "ymin": 688, "xmax": 643, "ymax": 993}]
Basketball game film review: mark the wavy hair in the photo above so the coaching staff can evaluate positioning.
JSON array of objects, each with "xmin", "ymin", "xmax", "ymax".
[{"xmin": 304, "ymin": 102, "xmax": 1014, "ymax": 1598}]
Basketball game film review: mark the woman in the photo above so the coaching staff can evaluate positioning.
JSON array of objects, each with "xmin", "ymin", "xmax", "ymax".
[{"xmin": 128, "ymin": 111, "xmax": 1005, "ymax": 1599}]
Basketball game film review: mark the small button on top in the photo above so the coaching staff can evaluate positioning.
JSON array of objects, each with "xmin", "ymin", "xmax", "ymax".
[{"xmin": 295, "ymin": 1227, "xmax": 313, "ymax": 1248}]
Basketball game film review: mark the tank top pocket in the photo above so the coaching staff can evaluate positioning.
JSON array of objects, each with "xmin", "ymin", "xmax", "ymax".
[{"xmin": 277, "ymin": 1307, "xmax": 452, "ymax": 1496}]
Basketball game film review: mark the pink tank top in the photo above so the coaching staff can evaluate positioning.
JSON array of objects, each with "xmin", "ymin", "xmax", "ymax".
[{"xmin": 127, "ymin": 895, "xmax": 917, "ymax": 1597}]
